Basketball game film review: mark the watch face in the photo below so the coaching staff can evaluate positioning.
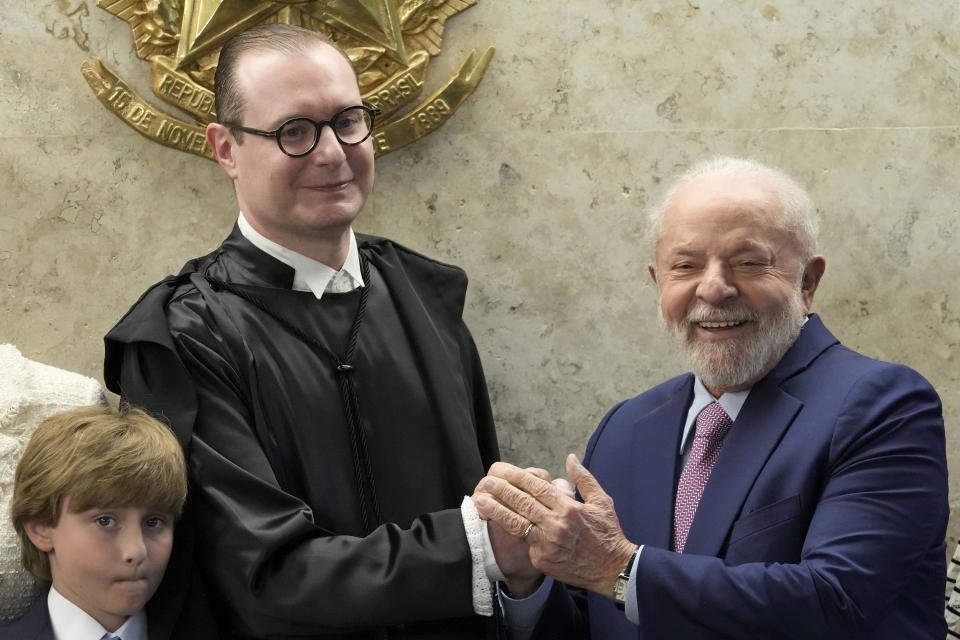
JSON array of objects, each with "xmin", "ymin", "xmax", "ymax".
[{"xmin": 613, "ymin": 577, "xmax": 628, "ymax": 602}]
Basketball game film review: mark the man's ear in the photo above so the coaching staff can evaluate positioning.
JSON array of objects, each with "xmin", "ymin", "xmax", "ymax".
[
  {"xmin": 801, "ymin": 256, "xmax": 826, "ymax": 311},
  {"xmin": 648, "ymin": 264, "xmax": 658, "ymax": 286},
  {"xmin": 24, "ymin": 521, "xmax": 54, "ymax": 552},
  {"xmin": 206, "ymin": 123, "xmax": 240, "ymax": 179}
]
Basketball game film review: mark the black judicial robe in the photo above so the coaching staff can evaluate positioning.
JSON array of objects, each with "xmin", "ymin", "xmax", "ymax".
[{"xmin": 104, "ymin": 228, "xmax": 500, "ymax": 639}]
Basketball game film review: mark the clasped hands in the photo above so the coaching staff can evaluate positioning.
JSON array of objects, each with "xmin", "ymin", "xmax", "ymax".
[{"xmin": 472, "ymin": 453, "xmax": 637, "ymax": 599}]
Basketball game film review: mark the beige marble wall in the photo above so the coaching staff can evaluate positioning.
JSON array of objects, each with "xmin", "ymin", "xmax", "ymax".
[{"xmin": 3, "ymin": 1, "xmax": 959, "ymax": 543}]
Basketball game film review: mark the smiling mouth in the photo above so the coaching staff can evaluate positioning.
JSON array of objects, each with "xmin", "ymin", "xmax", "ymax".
[
  {"xmin": 698, "ymin": 320, "xmax": 747, "ymax": 329},
  {"xmin": 307, "ymin": 180, "xmax": 351, "ymax": 190}
]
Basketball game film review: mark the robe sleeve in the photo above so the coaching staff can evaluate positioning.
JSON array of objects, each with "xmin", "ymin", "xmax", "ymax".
[
  {"xmin": 460, "ymin": 320, "xmax": 499, "ymax": 471},
  {"xmin": 163, "ymin": 291, "xmax": 488, "ymax": 636}
]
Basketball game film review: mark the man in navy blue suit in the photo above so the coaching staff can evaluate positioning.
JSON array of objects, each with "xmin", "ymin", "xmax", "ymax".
[{"xmin": 474, "ymin": 156, "xmax": 948, "ymax": 639}]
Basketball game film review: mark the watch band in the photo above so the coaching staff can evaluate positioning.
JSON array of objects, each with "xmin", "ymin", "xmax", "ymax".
[{"xmin": 612, "ymin": 545, "xmax": 640, "ymax": 611}]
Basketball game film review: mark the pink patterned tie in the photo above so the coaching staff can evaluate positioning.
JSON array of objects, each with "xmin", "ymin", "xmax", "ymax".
[{"xmin": 672, "ymin": 402, "xmax": 733, "ymax": 553}]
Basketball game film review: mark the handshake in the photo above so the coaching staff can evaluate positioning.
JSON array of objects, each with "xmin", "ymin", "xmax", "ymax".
[{"xmin": 472, "ymin": 454, "xmax": 638, "ymax": 600}]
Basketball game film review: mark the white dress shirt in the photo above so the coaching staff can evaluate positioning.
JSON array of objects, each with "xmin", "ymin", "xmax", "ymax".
[
  {"xmin": 237, "ymin": 212, "xmax": 364, "ymax": 299},
  {"xmin": 48, "ymin": 586, "xmax": 146, "ymax": 640}
]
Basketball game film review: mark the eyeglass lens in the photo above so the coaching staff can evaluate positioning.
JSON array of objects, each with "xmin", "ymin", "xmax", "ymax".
[{"xmin": 278, "ymin": 107, "xmax": 373, "ymax": 156}]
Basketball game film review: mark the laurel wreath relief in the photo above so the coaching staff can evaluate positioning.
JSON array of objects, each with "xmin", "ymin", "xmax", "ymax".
[{"xmin": 80, "ymin": 0, "xmax": 494, "ymax": 159}]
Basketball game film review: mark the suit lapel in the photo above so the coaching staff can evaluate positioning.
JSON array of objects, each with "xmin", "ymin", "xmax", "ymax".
[
  {"xmin": 682, "ymin": 379, "xmax": 802, "ymax": 556},
  {"xmin": 625, "ymin": 377, "xmax": 692, "ymax": 549},
  {"xmin": 682, "ymin": 315, "xmax": 839, "ymax": 556}
]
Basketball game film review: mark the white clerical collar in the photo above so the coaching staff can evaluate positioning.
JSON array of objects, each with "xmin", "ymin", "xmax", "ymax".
[
  {"xmin": 237, "ymin": 212, "xmax": 365, "ymax": 300},
  {"xmin": 48, "ymin": 586, "xmax": 146, "ymax": 640},
  {"xmin": 679, "ymin": 378, "xmax": 751, "ymax": 453}
]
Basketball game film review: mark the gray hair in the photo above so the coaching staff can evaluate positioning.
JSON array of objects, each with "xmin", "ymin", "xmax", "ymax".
[{"xmin": 647, "ymin": 156, "xmax": 819, "ymax": 263}]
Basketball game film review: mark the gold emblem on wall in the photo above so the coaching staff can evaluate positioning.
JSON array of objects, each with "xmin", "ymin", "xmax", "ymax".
[{"xmin": 80, "ymin": 0, "xmax": 494, "ymax": 159}]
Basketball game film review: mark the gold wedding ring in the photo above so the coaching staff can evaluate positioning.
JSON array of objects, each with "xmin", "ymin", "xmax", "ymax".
[{"xmin": 521, "ymin": 522, "xmax": 535, "ymax": 541}]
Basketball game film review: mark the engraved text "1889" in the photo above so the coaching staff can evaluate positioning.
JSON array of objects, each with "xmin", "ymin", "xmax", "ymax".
[{"xmin": 412, "ymin": 99, "xmax": 452, "ymax": 134}]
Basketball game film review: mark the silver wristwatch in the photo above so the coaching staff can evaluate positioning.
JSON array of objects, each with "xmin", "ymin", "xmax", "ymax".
[{"xmin": 612, "ymin": 546, "xmax": 640, "ymax": 611}]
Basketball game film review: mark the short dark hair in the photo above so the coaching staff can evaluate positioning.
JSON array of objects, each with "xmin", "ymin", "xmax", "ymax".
[
  {"xmin": 214, "ymin": 22, "xmax": 353, "ymax": 141},
  {"xmin": 11, "ymin": 405, "xmax": 187, "ymax": 584}
]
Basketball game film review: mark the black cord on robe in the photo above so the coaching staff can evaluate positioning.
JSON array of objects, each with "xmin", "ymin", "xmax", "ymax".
[{"xmin": 204, "ymin": 255, "xmax": 384, "ymax": 532}]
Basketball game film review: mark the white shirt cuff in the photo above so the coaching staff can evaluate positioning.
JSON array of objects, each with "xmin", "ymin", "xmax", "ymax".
[
  {"xmin": 461, "ymin": 496, "xmax": 496, "ymax": 616},
  {"xmin": 624, "ymin": 544, "xmax": 643, "ymax": 625}
]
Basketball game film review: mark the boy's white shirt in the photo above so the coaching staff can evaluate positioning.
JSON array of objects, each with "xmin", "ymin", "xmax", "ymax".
[{"xmin": 48, "ymin": 586, "xmax": 146, "ymax": 640}]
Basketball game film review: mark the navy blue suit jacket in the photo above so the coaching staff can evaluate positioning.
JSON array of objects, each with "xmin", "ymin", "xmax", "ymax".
[
  {"xmin": 0, "ymin": 588, "xmax": 195, "ymax": 639},
  {"xmin": 0, "ymin": 595, "xmax": 52, "ymax": 640},
  {"xmin": 535, "ymin": 315, "xmax": 948, "ymax": 639}
]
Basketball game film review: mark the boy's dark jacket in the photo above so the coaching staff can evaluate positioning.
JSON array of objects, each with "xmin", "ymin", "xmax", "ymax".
[
  {"xmin": 0, "ymin": 583, "xmax": 217, "ymax": 640},
  {"xmin": 0, "ymin": 593, "xmax": 51, "ymax": 640}
]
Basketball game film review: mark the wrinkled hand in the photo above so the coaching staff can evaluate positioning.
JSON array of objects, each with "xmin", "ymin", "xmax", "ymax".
[
  {"xmin": 486, "ymin": 519, "xmax": 541, "ymax": 597},
  {"xmin": 474, "ymin": 454, "xmax": 636, "ymax": 598},
  {"xmin": 472, "ymin": 467, "xmax": 567, "ymax": 597}
]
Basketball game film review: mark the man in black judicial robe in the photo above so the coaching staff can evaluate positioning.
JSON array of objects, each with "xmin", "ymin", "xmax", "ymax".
[{"xmin": 103, "ymin": 23, "xmax": 528, "ymax": 639}]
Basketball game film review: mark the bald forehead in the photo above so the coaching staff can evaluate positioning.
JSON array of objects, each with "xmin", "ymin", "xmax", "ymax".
[
  {"xmin": 665, "ymin": 171, "xmax": 786, "ymax": 229},
  {"xmin": 231, "ymin": 41, "xmax": 360, "ymax": 121},
  {"xmin": 236, "ymin": 40, "xmax": 355, "ymax": 77},
  {"xmin": 672, "ymin": 171, "xmax": 776, "ymax": 211}
]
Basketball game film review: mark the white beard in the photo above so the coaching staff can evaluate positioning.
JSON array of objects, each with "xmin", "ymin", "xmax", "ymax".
[{"xmin": 661, "ymin": 290, "xmax": 807, "ymax": 392}]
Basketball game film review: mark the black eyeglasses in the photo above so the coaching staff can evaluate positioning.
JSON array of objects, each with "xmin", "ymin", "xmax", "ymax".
[{"xmin": 224, "ymin": 104, "xmax": 380, "ymax": 157}]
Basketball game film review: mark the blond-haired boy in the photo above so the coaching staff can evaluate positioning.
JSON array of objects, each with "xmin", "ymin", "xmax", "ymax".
[{"xmin": 1, "ymin": 405, "xmax": 186, "ymax": 639}]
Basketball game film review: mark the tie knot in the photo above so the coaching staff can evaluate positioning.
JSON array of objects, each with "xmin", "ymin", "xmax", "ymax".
[{"xmin": 695, "ymin": 402, "xmax": 733, "ymax": 441}]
